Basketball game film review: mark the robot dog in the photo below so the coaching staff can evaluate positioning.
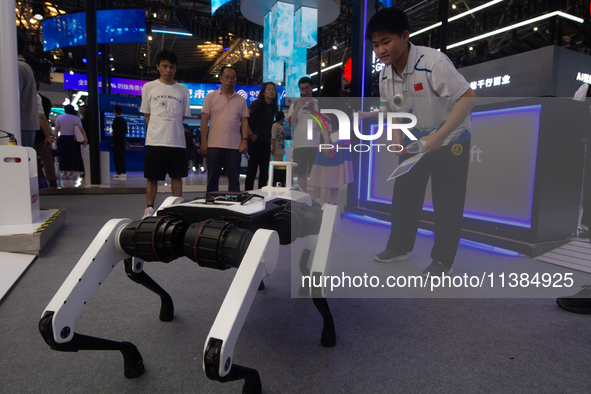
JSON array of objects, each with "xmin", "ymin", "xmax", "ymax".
[{"xmin": 39, "ymin": 162, "xmax": 339, "ymax": 394}]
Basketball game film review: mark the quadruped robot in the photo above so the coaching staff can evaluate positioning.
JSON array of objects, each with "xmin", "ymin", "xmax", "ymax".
[{"xmin": 38, "ymin": 162, "xmax": 339, "ymax": 393}]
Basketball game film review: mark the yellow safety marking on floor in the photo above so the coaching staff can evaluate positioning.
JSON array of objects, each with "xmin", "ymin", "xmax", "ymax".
[{"xmin": 34, "ymin": 209, "xmax": 64, "ymax": 234}]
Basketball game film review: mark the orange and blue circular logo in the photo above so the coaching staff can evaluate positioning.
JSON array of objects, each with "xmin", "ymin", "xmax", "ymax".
[{"xmin": 451, "ymin": 144, "xmax": 463, "ymax": 156}]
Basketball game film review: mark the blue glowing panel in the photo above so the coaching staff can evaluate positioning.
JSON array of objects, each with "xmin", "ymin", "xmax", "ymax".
[
  {"xmin": 286, "ymin": 45, "xmax": 307, "ymax": 98},
  {"xmin": 379, "ymin": 0, "xmax": 394, "ymax": 6},
  {"xmin": 211, "ymin": 0, "xmax": 233, "ymax": 14},
  {"xmin": 64, "ymin": 74, "xmax": 287, "ymax": 106},
  {"xmin": 271, "ymin": 1, "xmax": 294, "ymax": 62},
  {"xmin": 42, "ymin": 9, "xmax": 146, "ymax": 51},
  {"xmin": 42, "ymin": 12, "xmax": 85, "ymax": 50},
  {"xmin": 103, "ymin": 111, "xmax": 146, "ymax": 139},
  {"xmin": 366, "ymin": 104, "xmax": 542, "ymax": 228},
  {"xmin": 263, "ymin": 11, "xmax": 284, "ymax": 83},
  {"xmin": 295, "ymin": 6, "xmax": 317, "ymax": 48},
  {"xmin": 96, "ymin": 9, "xmax": 146, "ymax": 44},
  {"xmin": 63, "ymin": 73, "xmax": 148, "ymax": 95}
]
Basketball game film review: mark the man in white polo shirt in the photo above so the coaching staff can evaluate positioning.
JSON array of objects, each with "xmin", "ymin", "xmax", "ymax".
[
  {"xmin": 200, "ymin": 66, "xmax": 249, "ymax": 192},
  {"xmin": 140, "ymin": 50, "xmax": 191, "ymax": 219},
  {"xmin": 367, "ymin": 7, "xmax": 477, "ymax": 278}
]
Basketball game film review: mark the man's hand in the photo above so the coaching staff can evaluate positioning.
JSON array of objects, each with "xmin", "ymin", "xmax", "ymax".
[
  {"xmin": 44, "ymin": 136, "xmax": 52, "ymax": 150},
  {"xmin": 393, "ymin": 131, "xmax": 405, "ymax": 156},
  {"xmin": 239, "ymin": 139, "xmax": 248, "ymax": 154},
  {"xmin": 250, "ymin": 133, "xmax": 258, "ymax": 142},
  {"xmin": 420, "ymin": 132, "xmax": 446, "ymax": 154}
]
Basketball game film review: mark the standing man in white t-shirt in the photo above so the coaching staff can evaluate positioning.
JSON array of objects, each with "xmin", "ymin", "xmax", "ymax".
[{"xmin": 140, "ymin": 50, "xmax": 191, "ymax": 219}]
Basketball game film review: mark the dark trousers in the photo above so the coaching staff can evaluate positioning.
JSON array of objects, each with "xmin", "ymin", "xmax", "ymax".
[
  {"xmin": 206, "ymin": 147, "xmax": 242, "ymax": 192},
  {"xmin": 387, "ymin": 140, "xmax": 470, "ymax": 266},
  {"xmin": 35, "ymin": 141, "xmax": 56, "ymax": 181},
  {"xmin": 245, "ymin": 141, "xmax": 271, "ymax": 191},
  {"xmin": 112, "ymin": 143, "xmax": 126, "ymax": 174}
]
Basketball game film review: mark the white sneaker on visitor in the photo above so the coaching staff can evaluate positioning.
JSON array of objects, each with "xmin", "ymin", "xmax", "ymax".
[{"xmin": 142, "ymin": 207, "xmax": 155, "ymax": 219}]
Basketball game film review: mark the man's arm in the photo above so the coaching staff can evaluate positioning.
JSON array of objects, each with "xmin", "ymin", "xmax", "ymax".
[
  {"xmin": 247, "ymin": 107, "xmax": 257, "ymax": 141},
  {"xmin": 144, "ymin": 114, "xmax": 150, "ymax": 127},
  {"xmin": 239, "ymin": 117, "xmax": 249, "ymax": 154},
  {"xmin": 38, "ymin": 113, "xmax": 52, "ymax": 149},
  {"xmin": 200, "ymin": 113, "xmax": 209, "ymax": 157},
  {"xmin": 420, "ymin": 88, "xmax": 477, "ymax": 154}
]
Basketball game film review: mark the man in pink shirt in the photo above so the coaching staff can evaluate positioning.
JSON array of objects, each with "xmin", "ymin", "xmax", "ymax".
[{"xmin": 200, "ymin": 66, "xmax": 250, "ymax": 192}]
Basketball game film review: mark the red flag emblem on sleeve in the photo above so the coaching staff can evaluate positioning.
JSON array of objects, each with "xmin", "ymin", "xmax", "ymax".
[{"xmin": 414, "ymin": 83, "xmax": 424, "ymax": 91}]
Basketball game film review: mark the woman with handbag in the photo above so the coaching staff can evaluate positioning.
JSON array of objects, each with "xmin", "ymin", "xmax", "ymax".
[{"xmin": 55, "ymin": 105, "xmax": 87, "ymax": 179}]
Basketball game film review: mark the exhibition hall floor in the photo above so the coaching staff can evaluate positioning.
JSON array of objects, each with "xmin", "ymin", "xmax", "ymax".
[
  {"xmin": 2, "ymin": 192, "xmax": 591, "ymax": 393},
  {"xmin": 41, "ymin": 170, "xmax": 214, "ymax": 194}
]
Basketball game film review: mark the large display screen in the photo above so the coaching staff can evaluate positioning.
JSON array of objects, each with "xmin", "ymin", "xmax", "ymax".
[
  {"xmin": 42, "ymin": 9, "xmax": 146, "ymax": 51},
  {"xmin": 103, "ymin": 112, "xmax": 146, "ymax": 139},
  {"xmin": 365, "ymin": 102, "xmax": 541, "ymax": 229}
]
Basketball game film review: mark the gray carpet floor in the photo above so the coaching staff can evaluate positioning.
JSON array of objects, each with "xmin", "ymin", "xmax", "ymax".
[{"xmin": 2, "ymin": 193, "xmax": 591, "ymax": 393}]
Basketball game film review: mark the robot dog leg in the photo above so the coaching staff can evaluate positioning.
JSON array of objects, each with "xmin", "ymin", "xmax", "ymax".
[
  {"xmin": 38, "ymin": 219, "xmax": 147, "ymax": 378},
  {"xmin": 204, "ymin": 229, "xmax": 279, "ymax": 394}
]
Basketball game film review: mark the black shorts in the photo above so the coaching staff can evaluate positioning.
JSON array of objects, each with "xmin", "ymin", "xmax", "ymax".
[
  {"xmin": 144, "ymin": 146, "xmax": 188, "ymax": 180},
  {"xmin": 292, "ymin": 147, "xmax": 317, "ymax": 175}
]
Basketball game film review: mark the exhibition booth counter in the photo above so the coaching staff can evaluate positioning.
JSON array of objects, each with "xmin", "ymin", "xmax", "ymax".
[{"xmin": 347, "ymin": 97, "xmax": 589, "ymax": 255}]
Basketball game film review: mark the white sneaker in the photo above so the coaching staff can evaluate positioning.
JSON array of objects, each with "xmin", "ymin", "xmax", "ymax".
[
  {"xmin": 113, "ymin": 174, "xmax": 127, "ymax": 180},
  {"xmin": 142, "ymin": 207, "xmax": 155, "ymax": 219}
]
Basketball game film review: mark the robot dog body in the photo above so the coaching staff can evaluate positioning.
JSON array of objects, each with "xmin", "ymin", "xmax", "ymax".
[{"xmin": 39, "ymin": 162, "xmax": 338, "ymax": 394}]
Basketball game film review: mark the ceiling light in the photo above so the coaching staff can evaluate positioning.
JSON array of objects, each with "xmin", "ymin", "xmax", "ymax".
[
  {"xmin": 111, "ymin": 67, "xmax": 115, "ymax": 71},
  {"xmin": 452, "ymin": 3, "xmax": 457, "ymax": 9},
  {"xmin": 447, "ymin": 11, "xmax": 584, "ymax": 49},
  {"xmin": 332, "ymin": 39, "xmax": 338, "ymax": 50},
  {"xmin": 469, "ymin": 46, "xmax": 473, "ymax": 51},
  {"xmin": 258, "ymin": 43, "xmax": 264, "ymax": 48},
  {"xmin": 410, "ymin": 0, "xmax": 504, "ymax": 38},
  {"xmin": 69, "ymin": 69, "xmax": 74, "ymax": 75},
  {"xmin": 533, "ymin": 26, "xmax": 538, "ymax": 31},
  {"xmin": 153, "ymin": 12, "xmax": 157, "ymax": 18},
  {"xmin": 148, "ymin": 35, "xmax": 153, "ymax": 41},
  {"xmin": 321, "ymin": 62, "xmax": 326, "ymax": 67}
]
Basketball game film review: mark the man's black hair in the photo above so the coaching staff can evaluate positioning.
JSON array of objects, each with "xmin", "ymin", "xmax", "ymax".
[
  {"xmin": 298, "ymin": 76, "xmax": 312, "ymax": 87},
  {"xmin": 320, "ymin": 67, "xmax": 344, "ymax": 98},
  {"xmin": 365, "ymin": 7, "xmax": 410, "ymax": 40},
  {"xmin": 155, "ymin": 50, "xmax": 178, "ymax": 66},
  {"xmin": 113, "ymin": 105, "xmax": 122, "ymax": 114},
  {"xmin": 220, "ymin": 66, "xmax": 237, "ymax": 78},
  {"xmin": 64, "ymin": 105, "xmax": 77, "ymax": 115},
  {"xmin": 17, "ymin": 31, "xmax": 26, "ymax": 55},
  {"xmin": 275, "ymin": 111, "xmax": 285, "ymax": 122}
]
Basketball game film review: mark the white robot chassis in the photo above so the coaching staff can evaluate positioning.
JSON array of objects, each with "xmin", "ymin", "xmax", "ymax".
[{"xmin": 38, "ymin": 162, "xmax": 339, "ymax": 394}]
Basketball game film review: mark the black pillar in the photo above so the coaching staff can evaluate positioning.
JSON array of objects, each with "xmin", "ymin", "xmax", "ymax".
[
  {"xmin": 439, "ymin": 0, "xmax": 449, "ymax": 53},
  {"xmin": 350, "ymin": 0, "xmax": 374, "ymax": 99},
  {"xmin": 86, "ymin": 0, "xmax": 101, "ymax": 184},
  {"xmin": 348, "ymin": 0, "xmax": 375, "ymax": 210},
  {"xmin": 317, "ymin": 30, "xmax": 322, "ymax": 92}
]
